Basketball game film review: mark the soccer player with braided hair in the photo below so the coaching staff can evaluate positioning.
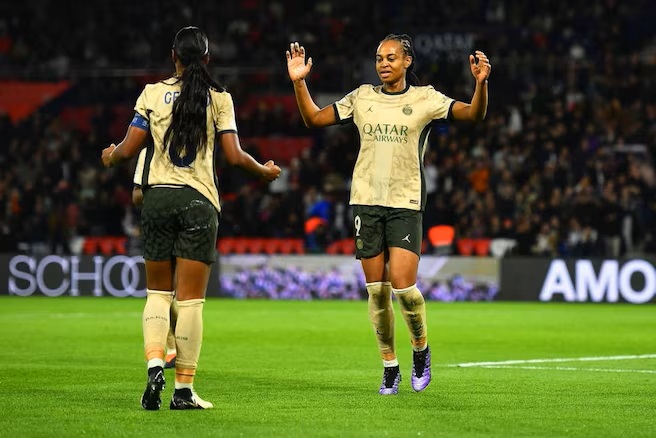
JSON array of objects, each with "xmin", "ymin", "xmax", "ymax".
[
  {"xmin": 102, "ymin": 26, "xmax": 280, "ymax": 410},
  {"xmin": 286, "ymin": 33, "xmax": 490, "ymax": 394}
]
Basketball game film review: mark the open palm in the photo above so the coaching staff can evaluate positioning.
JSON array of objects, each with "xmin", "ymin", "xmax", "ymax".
[
  {"xmin": 469, "ymin": 50, "xmax": 492, "ymax": 83},
  {"xmin": 286, "ymin": 42, "xmax": 313, "ymax": 82}
]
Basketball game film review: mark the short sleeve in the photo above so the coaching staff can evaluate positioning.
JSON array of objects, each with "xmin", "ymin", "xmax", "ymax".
[
  {"xmin": 133, "ymin": 149, "xmax": 146, "ymax": 186},
  {"xmin": 212, "ymin": 91, "xmax": 238, "ymax": 134},
  {"xmin": 426, "ymin": 86, "xmax": 455, "ymax": 120},
  {"xmin": 333, "ymin": 88, "xmax": 359, "ymax": 123},
  {"xmin": 134, "ymin": 85, "xmax": 151, "ymax": 120}
]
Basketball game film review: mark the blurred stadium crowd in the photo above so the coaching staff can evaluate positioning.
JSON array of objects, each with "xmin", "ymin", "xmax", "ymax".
[{"xmin": 1, "ymin": 0, "xmax": 656, "ymax": 257}]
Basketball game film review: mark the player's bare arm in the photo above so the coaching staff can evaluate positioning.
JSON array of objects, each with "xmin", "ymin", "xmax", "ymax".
[
  {"xmin": 101, "ymin": 126, "xmax": 148, "ymax": 167},
  {"xmin": 286, "ymin": 42, "xmax": 338, "ymax": 128},
  {"xmin": 219, "ymin": 132, "xmax": 281, "ymax": 182}
]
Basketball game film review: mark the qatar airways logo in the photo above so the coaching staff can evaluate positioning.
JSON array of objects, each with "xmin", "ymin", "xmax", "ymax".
[
  {"xmin": 362, "ymin": 123, "xmax": 409, "ymax": 144},
  {"xmin": 539, "ymin": 259, "xmax": 656, "ymax": 304},
  {"xmin": 8, "ymin": 255, "xmax": 146, "ymax": 297}
]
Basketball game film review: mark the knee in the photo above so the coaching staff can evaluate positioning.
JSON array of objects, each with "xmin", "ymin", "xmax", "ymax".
[
  {"xmin": 367, "ymin": 281, "xmax": 392, "ymax": 307},
  {"xmin": 390, "ymin": 280, "xmax": 416, "ymax": 290},
  {"xmin": 392, "ymin": 284, "xmax": 424, "ymax": 309},
  {"xmin": 176, "ymin": 298, "xmax": 205, "ymax": 308},
  {"xmin": 147, "ymin": 289, "xmax": 174, "ymax": 304},
  {"xmin": 366, "ymin": 281, "xmax": 390, "ymax": 294},
  {"xmin": 176, "ymin": 291, "xmax": 206, "ymax": 301},
  {"xmin": 389, "ymin": 272, "xmax": 417, "ymax": 290}
]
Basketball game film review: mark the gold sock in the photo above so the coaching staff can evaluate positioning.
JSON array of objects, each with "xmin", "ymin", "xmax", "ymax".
[
  {"xmin": 166, "ymin": 330, "xmax": 176, "ymax": 355},
  {"xmin": 166, "ymin": 297, "xmax": 179, "ymax": 353},
  {"xmin": 366, "ymin": 281, "xmax": 396, "ymax": 364},
  {"xmin": 393, "ymin": 285, "xmax": 427, "ymax": 351},
  {"xmin": 143, "ymin": 289, "xmax": 173, "ymax": 361},
  {"xmin": 174, "ymin": 298, "xmax": 205, "ymax": 383}
]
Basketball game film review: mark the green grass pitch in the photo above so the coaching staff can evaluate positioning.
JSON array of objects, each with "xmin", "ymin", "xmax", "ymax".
[{"xmin": 0, "ymin": 297, "xmax": 654, "ymax": 437}]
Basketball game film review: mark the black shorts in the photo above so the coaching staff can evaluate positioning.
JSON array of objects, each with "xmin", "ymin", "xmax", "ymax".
[
  {"xmin": 352, "ymin": 205, "xmax": 422, "ymax": 259},
  {"xmin": 141, "ymin": 187, "xmax": 219, "ymax": 264}
]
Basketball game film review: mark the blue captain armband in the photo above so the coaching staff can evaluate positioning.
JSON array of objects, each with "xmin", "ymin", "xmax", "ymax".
[{"xmin": 130, "ymin": 113, "xmax": 150, "ymax": 131}]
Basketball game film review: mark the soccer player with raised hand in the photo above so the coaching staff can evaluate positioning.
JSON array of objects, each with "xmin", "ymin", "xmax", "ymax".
[{"xmin": 286, "ymin": 35, "xmax": 490, "ymax": 394}]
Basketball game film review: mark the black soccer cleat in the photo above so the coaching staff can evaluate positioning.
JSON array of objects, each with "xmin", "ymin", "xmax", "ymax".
[
  {"xmin": 141, "ymin": 366, "xmax": 166, "ymax": 410},
  {"xmin": 170, "ymin": 388, "xmax": 214, "ymax": 410}
]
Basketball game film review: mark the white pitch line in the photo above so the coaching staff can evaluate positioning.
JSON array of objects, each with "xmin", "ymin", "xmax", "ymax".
[
  {"xmin": 454, "ymin": 354, "xmax": 656, "ymax": 368},
  {"xmin": 481, "ymin": 365, "xmax": 656, "ymax": 374}
]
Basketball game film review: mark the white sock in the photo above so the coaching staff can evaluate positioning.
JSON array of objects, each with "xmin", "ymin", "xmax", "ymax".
[
  {"xmin": 147, "ymin": 358, "xmax": 165, "ymax": 369},
  {"xmin": 175, "ymin": 382, "xmax": 194, "ymax": 391},
  {"xmin": 383, "ymin": 359, "xmax": 399, "ymax": 367}
]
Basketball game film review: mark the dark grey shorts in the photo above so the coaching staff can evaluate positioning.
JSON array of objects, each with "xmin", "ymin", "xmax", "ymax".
[
  {"xmin": 352, "ymin": 205, "xmax": 423, "ymax": 259},
  {"xmin": 141, "ymin": 187, "xmax": 219, "ymax": 264}
]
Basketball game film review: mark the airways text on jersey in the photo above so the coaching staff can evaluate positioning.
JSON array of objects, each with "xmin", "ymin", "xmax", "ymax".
[{"xmin": 362, "ymin": 123, "xmax": 409, "ymax": 144}]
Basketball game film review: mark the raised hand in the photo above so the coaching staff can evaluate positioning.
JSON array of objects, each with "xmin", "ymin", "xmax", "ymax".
[
  {"xmin": 469, "ymin": 50, "xmax": 491, "ymax": 84},
  {"xmin": 286, "ymin": 42, "xmax": 313, "ymax": 82}
]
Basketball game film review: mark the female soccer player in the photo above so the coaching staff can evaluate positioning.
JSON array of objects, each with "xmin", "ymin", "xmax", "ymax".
[
  {"xmin": 286, "ymin": 34, "xmax": 490, "ymax": 394},
  {"xmin": 102, "ymin": 26, "xmax": 280, "ymax": 410}
]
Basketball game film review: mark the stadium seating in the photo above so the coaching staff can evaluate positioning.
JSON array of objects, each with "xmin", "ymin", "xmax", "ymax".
[
  {"xmin": 474, "ymin": 239, "xmax": 491, "ymax": 256},
  {"xmin": 74, "ymin": 232, "xmax": 528, "ymax": 259},
  {"xmin": 217, "ymin": 238, "xmax": 305, "ymax": 255},
  {"xmin": 278, "ymin": 239, "xmax": 305, "ymax": 254},
  {"xmin": 427, "ymin": 225, "xmax": 455, "ymax": 255},
  {"xmin": 326, "ymin": 238, "xmax": 355, "ymax": 255},
  {"xmin": 4, "ymin": 0, "xmax": 655, "ymax": 261},
  {"xmin": 82, "ymin": 237, "xmax": 128, "ymax": 255},
  {"xmin": 456, "ymin": 239, "xmax": 475, "ymax": 256}
]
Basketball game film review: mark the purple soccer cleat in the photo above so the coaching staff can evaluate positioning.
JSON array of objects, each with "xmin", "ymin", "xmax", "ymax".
[
  {"xmin": 411, "ymin": 346, "xmax": 431, "ymax": 392},
  {"xmin": 379, "ymin": 365, "xmax": 401, "ymax": 395}
]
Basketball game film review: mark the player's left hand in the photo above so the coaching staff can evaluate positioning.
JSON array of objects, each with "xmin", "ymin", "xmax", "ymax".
[
  {"xmin": 101, "ymin": 144, "xmax": 117, "ymax": 168},
  {"xmin": 469, "ymin": 50, "xmax": 491, "ymax": 84}
]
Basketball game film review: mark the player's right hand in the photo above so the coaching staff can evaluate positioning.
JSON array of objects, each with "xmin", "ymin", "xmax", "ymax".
[
  {"xmin": 262, "ymin": 160, "xmax": 282, "ymax": 182},
  {"xmin": 286, "ymin": 42, "xmax": 313, "ymax": 82},
  {"xmin": 101, "ymin": 144, "xmax": 116, "ymax": 168}
]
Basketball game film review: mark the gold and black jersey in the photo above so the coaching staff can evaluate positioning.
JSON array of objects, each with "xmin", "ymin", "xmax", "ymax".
[
  {"xmin": 334, "ymin": 84, "xmax": 454, "ymax": 211},
  {"xmin": 133, "ymin": 77, "xmax": 237, "ymax": 213},
  {"xmin": 133, "ymin": 149, "xmax": 146, "ymax": 187}
]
